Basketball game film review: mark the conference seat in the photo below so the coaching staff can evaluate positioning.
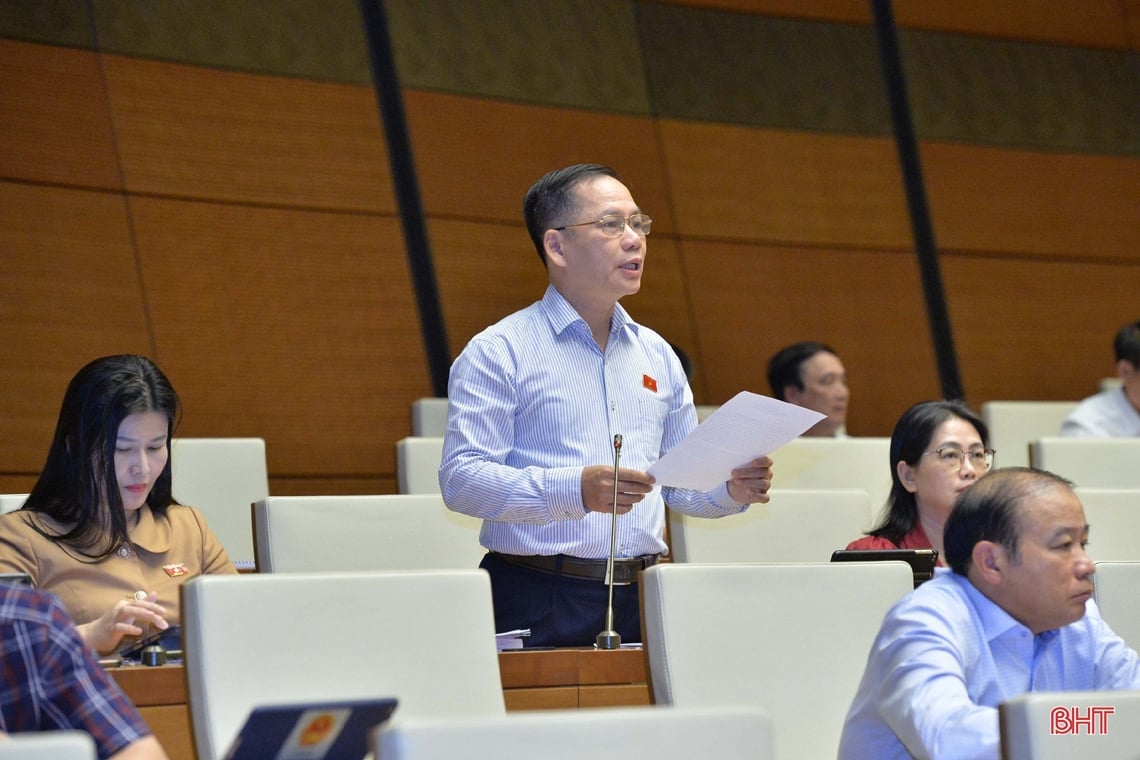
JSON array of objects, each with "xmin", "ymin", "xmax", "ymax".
[
  {"xmin": 0, "ymin": 732, "xmax": 95, "ymax": 759},
  {"xmin": 1030, "ymin": 438, "xmax": 1140, "ymax": 488},
  {"xmin": 0, "ymin": 493, "xmax": 27, "ymax": 514},
  {"xmin": 396, "ymin": 436, "xmax": 445, "ymax": 494},
  {"xmin": 1074, "ymin": 489, "xmax": 1140, "ymax": 562},
  {"xmin": 640, "ymin": 561, "xmax": 913, "ymax": 760},
  {"xmin": 668, "ymin": 488, "xmax": 873, "ymax": 563},
  {"xmin": 981, "ymin": 401, "xmax": 1078, "ymax": 468},
  {"xmin": 181, "ymin": 570, "xmax": 505, "ymax": 760},
  {"xmin": 253, "ymin": 494, "xmax": 484, "ymax": 572},
  {"xmin": 374, "ymin": 705, "xmax": 775, "ymax": 760},
  {"xmin": 764, "ymin": 437, "xmax": 892, "ymax": 513},
  {"xmin": 171, "ymin": 437, "xmax": 269, "ymax": 569},
  {"xmin": 411, "ymin": 397, "xmax": 449, "ymax": 436},
  {"xmin": 1092, "ymin": 561, "xmax": 1140, "ymax": 651},
  {"xmin": 999, "ymin": 689, "xmax": 1140, "ymax": 760}
]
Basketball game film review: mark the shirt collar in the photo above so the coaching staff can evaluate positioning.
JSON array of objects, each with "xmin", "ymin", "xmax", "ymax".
[
  {"xmin": 540, "ymin": 285, "xmax": 635, "ymax": 339},
  {"xmin": 952, "ymin": 571, "xmax": 1032, "ymax": 642}
]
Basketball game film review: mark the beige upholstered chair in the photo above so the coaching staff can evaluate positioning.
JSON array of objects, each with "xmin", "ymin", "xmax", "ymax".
[
  {"xmin": 171, "ymin": 437, "xmax": 269, "ymax": 568},
  {"xmin": 0, "ymin": 493, "xmax": 27, "ymax": 514},
  {"xmin": 182, "ymin": 570, "xmax": 505, "ymax": 760},
  {"xmin": 1031, "ymin": 438, "xmax": 1140, "ymax": 488},
  {"xmin": 0, "ymin": 732, "xmax": 95, "ymax": 759},
  {"xmin": 411, "ymin": 397, "xmax": 449, "ymax": 436},
  {"xmin": 640, "ymin": 561, "xmax": 913, "ymax": 760},
  {"xmin": 981, "ymin": 401, "xmax": 1079, "ymax": 468},
  {"xmin": 374, "ymin": 706, "xmax": 774, "ymax": 760},
  {"xmin": 668, "ymin": 488, "xmax": 873, "ymax": 563},
  {"xmin": 764, "ymin": 437, "xmax": 892, "ymax": 512},
  {"xmin": 1093, "ymin": 561, "xmax": 1140, "ymax": 651},
  {"xmin": 253, "ymin": 494, "xmax": 484, "ymax": 572},
  {"xmin": 1000, "ymin": 689, "xmax": 1140, "ymax": 760},
  {"xmin": 1075, "ymin": 489, "xmax": 1140, "ymax": 562},
  {"xmin": 396, "ymin": 436, "xmax": 445, "ymax": 495}
]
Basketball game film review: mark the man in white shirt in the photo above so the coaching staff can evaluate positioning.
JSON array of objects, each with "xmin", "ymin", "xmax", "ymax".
[
  {"xmin": 1062, "ymin": 319, "xmax": 1140, "ymax": 437},
  {"xmin": 439, "ymin": 164, "xmax": 773, "ymax": 647}
]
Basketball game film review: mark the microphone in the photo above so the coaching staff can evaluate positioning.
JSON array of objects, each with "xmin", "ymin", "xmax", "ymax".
[{"xmin": 596, "ymin": 433, "xmax": 623, "ymax": 650}]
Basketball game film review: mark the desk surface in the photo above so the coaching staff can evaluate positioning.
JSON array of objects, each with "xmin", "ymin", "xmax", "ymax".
[{"xmin": 108, "ymin": 647, "xmax": 651, "ymax": 759}]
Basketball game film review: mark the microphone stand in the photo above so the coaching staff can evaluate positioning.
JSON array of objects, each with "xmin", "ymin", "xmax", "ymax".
[{"xmin": 596, "ymin": 434, "xmax": 623, "ymax": 650}]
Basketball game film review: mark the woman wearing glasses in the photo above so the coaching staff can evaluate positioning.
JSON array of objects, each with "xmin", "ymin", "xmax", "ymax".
[{"xmin": 846, "ymin": 400, "xmax": 994, "ymax": 564}]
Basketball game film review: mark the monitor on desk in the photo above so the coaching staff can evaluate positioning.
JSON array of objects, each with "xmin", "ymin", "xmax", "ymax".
[{"xmin": 830, "ymin": 549, "xmax": 939, "ymax": 589}]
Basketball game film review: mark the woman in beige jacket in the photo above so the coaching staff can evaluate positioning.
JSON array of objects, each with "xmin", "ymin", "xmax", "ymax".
[{"xmin": 0, "ymin": 354, "xmax": 236, "ymax": 654}]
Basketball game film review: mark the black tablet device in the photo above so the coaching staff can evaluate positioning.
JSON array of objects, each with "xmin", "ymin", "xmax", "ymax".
[
  {"xmin": 119, "ymin": 623, "xmax": 182, "ymax": 661},
  {"xmin": 830, "ymin": 548, "xmax": 939, "ymax": 588}
]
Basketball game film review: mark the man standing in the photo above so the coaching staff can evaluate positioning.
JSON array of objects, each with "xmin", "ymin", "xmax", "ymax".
[
  {"xmin": 838, "ymin": 467, "xmax": 1140, "ymax": 759},
  {"xmin": 1062, "ymin": 319, "xmax": 1140, "ymax": 437},
  {"xmin": 440, "ymin": 164, "xmax": 773, "ymax": 647},
  {"xmin": 766, "ymin": 341, "xmax": 849, "ymax": 437}
]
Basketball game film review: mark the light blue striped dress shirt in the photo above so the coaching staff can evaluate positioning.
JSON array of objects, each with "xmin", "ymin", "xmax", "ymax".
[
  {"xmin": 838, "ymin": 569, "xmax": 1140, "ymax": 760},
  {"xmin": 439, "ymin": 285, "xmax": 745, "ymax": 558}
]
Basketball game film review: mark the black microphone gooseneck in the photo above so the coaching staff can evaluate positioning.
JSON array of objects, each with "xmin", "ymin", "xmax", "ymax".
[{"xmin": 596, "ymin": 434, "xmax": 623, "ymax": 650}]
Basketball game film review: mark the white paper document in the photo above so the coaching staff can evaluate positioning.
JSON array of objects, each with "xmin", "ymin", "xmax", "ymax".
[{"xmin": 647, "ymin": 391, "xmax": 825, "ymax": 490}]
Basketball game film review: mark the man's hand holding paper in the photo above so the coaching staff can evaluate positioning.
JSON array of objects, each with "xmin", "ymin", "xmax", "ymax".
[{"xmin": 648, "ymin": 391, "xmax": 825, "ymax": 493}]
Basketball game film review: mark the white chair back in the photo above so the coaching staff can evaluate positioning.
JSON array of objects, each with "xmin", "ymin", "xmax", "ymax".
[
  {"xmin": 1093, "ymin": 561, "xmax": 1140, "ymax": 651},
  {"xmin": 1100, "ymin": 377, "xmax": 1123, "ymax": 392},
  {"xmin": 982, "ymin": 401, "xmax": 1079, "ymax": 468},
  {"xmin": 171, "ymin": 438, "xmax": 269, "ymax": 568},
  {"xmin": 1076, "ymin": 489, "xmax": 1140, "ymax": 562},
  {"xmin": 668, "ymin": 489, "xmax": 873, "ymax": 563},
  {"xmin": 0, "ymin": 493, "xmax": 27, "ymax": 514},
  {"xmin": 182, "ymin": 570, "xmax": 505, "ymax": 760},
  {"xmin": 695, "ymin": 405, "xmax": 719, "ymax": 422},
  {"xmin": 640, "ymin": 562, "xmax": 913, "ymax": 760},
  {"xmin": 374, "ymin": 706, "xmax": 775, "ymax": 760},
  {"xmin": 396, "ymin": 436, "xmax": 444, "ymax": 494},
  {"xmin": 1030, "ymin": 438, "xmax": 1140, "ymax": 488},
  {"xmin": 411, "ymin": 397, "xmax": 449, "ymax": 436},
  {"xmin": 1000, "ymin": 689, "xmax": 1140, "ymax": 760},
  {"xmin": 253, "ymin": 494, "xmax": 484, "ymax": 572},
  {"xmin": 765, "ymin": 437, "xmax": 892, "ymax": 513},
  {"xmin": 0, "ymin": 732, "xmax": 95, "ymax": 759}
]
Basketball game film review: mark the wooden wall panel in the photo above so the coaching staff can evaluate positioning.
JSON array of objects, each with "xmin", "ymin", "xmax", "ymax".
[
  {"xmin": 649, "ymin": 0, "xmax": 1133, "ymax": 49},
  {"xmin": 943, "ymin": 255, "xmax": 1140, "ymax": 404},
  {"xmin": 127, "ymin": 197, "xmax": 428, "ymax": 479},
  {"xmin": 405, "ymin": 91, "xmax": 672, "ymax": 230},
  {"xmin": 0, "ymin": 39, "xmax": 121, "ymax": 189},
  {"xmin": 923, "ymin": 143, "xmax": 1140, "ymax": 260},
  {"xmin": 0, "ymin": 182, "xmax": 153, "ymax": 472},
  {"xmin": 102, "ymin": 55, "xmax": 394, "ymax": 212},
  {"xmin": 659, "ymin": 120, "xmax": 911, "ymax": 247},
  {"xmin": 681, "ymin": 239, "xmax": 940, "ymax": 436}
]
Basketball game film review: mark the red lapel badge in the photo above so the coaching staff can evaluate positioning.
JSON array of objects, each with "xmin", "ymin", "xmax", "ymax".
[
  {"xmin": 643, "ymin": 374, "xmax": 658, "ymax": 392},
  {"xmin": 163, "ymin": 563, "xmax": 190, "ymax": 578}
]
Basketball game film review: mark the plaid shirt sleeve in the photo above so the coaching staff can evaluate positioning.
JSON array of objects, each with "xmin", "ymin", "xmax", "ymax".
[{"xmin": 0, "ymin": 586, "xmax": 152, "ymax": 760}]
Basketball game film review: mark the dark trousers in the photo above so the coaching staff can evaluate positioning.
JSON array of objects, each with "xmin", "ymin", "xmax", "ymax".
[{"xmin": 479, "ymin": 552, "xmax": 642, "ymax": 648}]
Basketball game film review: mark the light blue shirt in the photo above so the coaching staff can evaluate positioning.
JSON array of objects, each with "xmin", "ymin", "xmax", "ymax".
[
  {"xmin": 439, "ymin": 285, "xmax": 744, "ymax": 558},
  {"xmin": 838, "ymin": 569, "xmax": 1140, "ymax": 760},
  {"xmin": 1061, "ymin": 388, "xmax": 1140, "ymax": 437}
]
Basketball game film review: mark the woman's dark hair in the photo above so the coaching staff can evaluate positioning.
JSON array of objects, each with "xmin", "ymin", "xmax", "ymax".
[
  {"xmin": 22, "ymin": 355, "xmax": 181, "ymax": 559},
  {"xmin": 865, "ymin": 399, "xmax": 989, "ymax": 544}
]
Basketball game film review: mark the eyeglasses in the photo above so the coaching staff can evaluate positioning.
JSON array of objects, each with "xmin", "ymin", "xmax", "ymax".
[
  {"xmin": 554, "ymin": 213, "xmax": 652, "ymax": 238},
  {"xmin": 921, "ymin": 446, "xmax": 996, "ymax": 472}
]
